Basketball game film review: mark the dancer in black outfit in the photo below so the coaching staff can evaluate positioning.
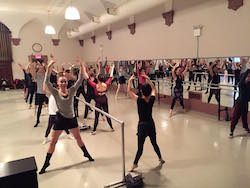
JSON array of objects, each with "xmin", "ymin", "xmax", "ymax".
[
  {"xmin": 207, "ymin": 63, "xmax": 221, "ymax": 104},
  {"xmin": 18, "ymin": 63, "xmax": 29, "ymax": 99},
  {"xmin": 82, "ymin": 64, "xmax": 115, "ymax": 135},
  {"xmin": 39, "ymin": 58, "xmax": 94, "ymax": 174},
  {"xmin": 24, "ymin": 63, "xmax": 36, "ymax": 108},
  {"xmin": 229, "ymin": 69, "xmax": 250, "ymax": 137},
  {"xmin": 233, "ymin": 62, "xmax": 241, "ymax": 87},
  {"xmin": 205, "ymin": 62, "xmax": 213, "ymax": 94},
  {"xmin": 187, "ymin": 60, "xmax": 195, "ymax": 91},
  {"xmin": 127, "ymin": 74, "xmax": 165, "ymax": 171},
  {"xmin": 169, "ymin": 63, "xmax": 188, "ymax": 117}
]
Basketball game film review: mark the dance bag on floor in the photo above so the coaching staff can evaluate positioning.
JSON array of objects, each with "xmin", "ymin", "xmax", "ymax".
[{"xmin": 125, "ymin": 173, "xmax": 144, "ymax": 188}]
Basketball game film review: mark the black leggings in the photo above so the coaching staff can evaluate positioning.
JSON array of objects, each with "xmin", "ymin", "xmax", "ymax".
[
  {"xmin": 187, "ymin": 72, "xmax": 195, "ymax": 90},
  {"xmin": 36, "ymin": 103, "xmax": 43, "ymax": 123},
  {"xmin": 93, "ymin": 95, "xmax": 113, "ymax": 131},
  {"xmin": 134, "ymin": 123, "xmax": 162, "ymax": 165},
  {"xmin": 26, "ymin": 85, "xmax": 35, "ymax": 104},
  {"xmin": 45, "ymin": 115, "xmax": 70, "ymax": 137},
  {"xmin": 206, "ymin": 75, "xmax": 212, "ymax": 92},
  {"xmin": 74, "ymin": 86, "xmax": 86, "ymax": 117},
  {"xmin": 207, "ymin": 89, "xmax": 220, "ymax": 104},
  {"xmin": 84, "ymin": 94, "xmax": 95, "ymax": 119},
  {"xmin": 36, "ymin": 94, "xmax": 47, "ymax": 124},
  {"xmin": 170, "ymin": 95, "xmax": 184, "ymax": 109}
]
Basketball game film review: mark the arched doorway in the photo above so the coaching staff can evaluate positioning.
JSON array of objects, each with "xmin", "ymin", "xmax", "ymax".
[{"xmin": 0, "ymin": 22, "xmax": 13, "ymax": 88}]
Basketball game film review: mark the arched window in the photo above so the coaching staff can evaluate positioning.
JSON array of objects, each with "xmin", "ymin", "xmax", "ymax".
[{"xmin": 0, "ymin": 22, "xmax": 13, "ymax": 87}]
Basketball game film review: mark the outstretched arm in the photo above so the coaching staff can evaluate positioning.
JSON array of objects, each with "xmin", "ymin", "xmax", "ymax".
[
  {"xmin": 142, "ymin": 74, "xmax": 156, "ymax": 96},
  {"xmin": 127, "ymin": 75, "xmax": 138, "ymax": 101},
  {"xmin": 105, "ymin": 64, "xmax": 115, "ymax": 86},
  {"xmin": 44, "ymin": 58, "xmax": 57, "ymax": 95},
  {"xmin": 172, "ymin": 63, "xmax": 178, "ymax": 81},
  {"xmin": 182, "ymin": 62, "xmax": 189, "ymax": 77},
  {"xmin": 82, "ymin": 62, "xmax": 89, "ymax": 80},
  {"xmin": 71, "ymin": 62, "xmax": 83, "ymax": 92}
]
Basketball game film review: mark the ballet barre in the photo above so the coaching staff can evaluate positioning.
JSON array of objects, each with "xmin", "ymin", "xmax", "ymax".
[{"xmin": 76, "ymin": 97, "xmax": 126, "ymax": 188}]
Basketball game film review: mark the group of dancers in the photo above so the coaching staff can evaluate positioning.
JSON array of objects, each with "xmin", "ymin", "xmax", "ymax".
[{"xmin": 18, "ymin": 55, "xmax": 249, "ymax": 174}]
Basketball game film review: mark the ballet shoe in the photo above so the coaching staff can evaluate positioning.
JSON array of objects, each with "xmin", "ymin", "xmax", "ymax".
[
  {"xmin": 229, "ymin": 132, "xmax": 234, "ymax": 138},
  {"xmin": 39, "ymin": 162, "xmax": 50, "ymax": 174},
  {"xmin": 91, "ymin": 131, "xmax": 96, "ymax": 135},
  {"xmin": 110, "ymin": 128, "xmax": 115, "ymax": 132},
  {"xmin": 82, "ymin": 146, "xmax": 95, "ymax": 161},
  {"xmin": 84, "ymin": 153, "xmax": 94, "ymax": 161},
  {"xmin": 129, "ymin": 164, "xmax": 138, "ymax": 172},
  {"xmin": 42, "ymin": 137, "xmax": 50, "ymax": 145},
  {"xmin": 34, "ymin": 121, "xmax": 40, "ymax": 127}
]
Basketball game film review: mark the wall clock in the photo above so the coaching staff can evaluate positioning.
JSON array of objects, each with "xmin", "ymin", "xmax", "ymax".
[{"xmin": 32, "ymin": 43, "xmax": 42, "ymax": 52}]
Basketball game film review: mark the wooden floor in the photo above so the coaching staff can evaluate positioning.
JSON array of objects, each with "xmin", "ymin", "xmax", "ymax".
[{"xmin": 0, "ymin": 90, "xmax": 250, "ymax": 188}]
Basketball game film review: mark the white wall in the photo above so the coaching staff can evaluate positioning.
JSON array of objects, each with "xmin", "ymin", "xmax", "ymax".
[
  {"xmin": 11, "ymin": 19, "xmax": 84, "ymax": 79},
  {"xmin": 80, "ymin": 0, "xmax": 250, "ymax": 61}
]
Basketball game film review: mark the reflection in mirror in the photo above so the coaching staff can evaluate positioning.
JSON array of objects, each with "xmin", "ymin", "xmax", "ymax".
[
  {"xmin": 104, "ymin": 57, "xmax": 248, "ymax": 110},
  {"xmin": 88, "ymin": 57, "xmax": 249, "ymax": 110}
]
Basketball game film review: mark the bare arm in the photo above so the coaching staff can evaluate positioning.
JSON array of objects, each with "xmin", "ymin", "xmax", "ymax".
[
  {"xmin": 44, "ymin": 59, "xmax": 57, "ymax": 96},
  {"xmin": 142, "ymin": 74, "xmax": 156, "ymax": 96},
  {"xmin": 172, "ymin": 64, "xmax": 177, "ymax": 81},
  {"xmin": 182, "ymin": 62, "xmax": 189, "ymax": 76},
  {"xmin": 110, "ymin": 64, "xmax": 115, "ymax": 78},
  {"xmin": 127, "ymin": 75, "xmax": 138, "ymax": 101},
  {"xmin": 82, "ymin": 63, "xmax": 89, "ymax": 80},
  {"xmin": 29, "ymin": 62, "xmax": 36, "ymax": 81}
]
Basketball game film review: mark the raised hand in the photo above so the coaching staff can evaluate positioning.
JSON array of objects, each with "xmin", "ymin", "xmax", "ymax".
[
  {"xmin": 129, "ymin": 75, "xmax": 135, "ymax": 81},
  {"xmin": 48, "ymin": 59, "xmax": 56, "ymax": 69}
]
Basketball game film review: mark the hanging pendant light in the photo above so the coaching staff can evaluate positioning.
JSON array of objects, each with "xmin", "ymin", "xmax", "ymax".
[
  {"xmin": 45, "ymin": 10, "xmax": 56, "ymax": 35},
  {"xmin": 45, "ymin": 25, "xmax": 56, "ymax": 35},
  {"xmin": 65, "ymin": 1, "xmax": 80, "ymax": 20}
]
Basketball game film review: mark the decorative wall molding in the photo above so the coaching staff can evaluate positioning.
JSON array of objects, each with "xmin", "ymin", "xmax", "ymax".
[
  {"xmin": 128, "ymin": 23, "xmax": 136, "ymax": 35},
  {"xmin": 91, "ymin": 36, "xmax": 96, "ymax": 44},
  {"xmin": 79, "ymin": 39, "xmax": 84, "ymax": 47},
  {"xmin": 11, "ymin": 38, "xmax": 21, "ymax": 46},
  {"xmin": 228, "ymin": 0, "xmax": 243, "ymax": 10},
  {"xmin": 162, "ymin": 10, "xmax": 174, "ymax": 26},
  {"xmin": 106, "ymin": 30, "xmax": 112, "ymax": 40},
  {"xmin": 52, "ymin": 39, "xmax": 60, "ymax": 46}
]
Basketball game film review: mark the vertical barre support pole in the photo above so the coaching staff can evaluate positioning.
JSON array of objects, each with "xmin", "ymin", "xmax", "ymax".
[
  {"xmin": 121, "ymin": 122, "xmax": 126, "ymax": 181},
  {"xmin": 218, "ymin": 88, "xmax": 221, "ymax": 121},
  {"xmin": 158, "ymin": 79, "xmax": 160, "ymax": 105}
]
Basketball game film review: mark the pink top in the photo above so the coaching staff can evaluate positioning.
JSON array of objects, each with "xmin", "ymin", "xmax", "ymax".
[
  {"xmin": 105, "ymin": 66, "xmax": 110, "ymax": 74},
  {"xmin": 137, "ymin": 67, "xmax": 149, "ymax": 84}
]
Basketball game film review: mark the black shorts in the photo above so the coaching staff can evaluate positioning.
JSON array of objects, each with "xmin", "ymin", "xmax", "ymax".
[
  {"xmin": 53, "ymin": 112, "xmax": 78, "ymax": 130},
  {"xmin": 119, "ymin": 76, "xmax": 126, "ymax": 84},
  {"xmin": 35, "ymin": 93, "xmax": 47, "ymax": 105},
  {"xmin": 137, "ymin": 120, "xmax": 156, "ymax": 137}
]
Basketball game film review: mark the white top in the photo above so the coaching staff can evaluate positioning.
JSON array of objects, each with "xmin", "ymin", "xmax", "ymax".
[{"xmin": 48, "ymin": 95, "xmax": 58, "ymax": 115}]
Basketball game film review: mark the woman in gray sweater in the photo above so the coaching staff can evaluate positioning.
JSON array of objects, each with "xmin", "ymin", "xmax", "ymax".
[{"xmin": 39, "ymin": 58, "xmax": 94, "ymax": 174}]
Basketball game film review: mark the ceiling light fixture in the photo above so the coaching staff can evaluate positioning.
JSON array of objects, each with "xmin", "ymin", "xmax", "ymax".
[
  {"xmin": 65, "ymin": 1, "xmax": 80, "ymax": 20},
  {"xmin": 45, "ymin": 10, "xmax": 56, "ymax": 35}
]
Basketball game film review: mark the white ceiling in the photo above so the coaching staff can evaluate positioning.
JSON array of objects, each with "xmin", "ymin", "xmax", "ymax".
[
  {"xmin": 0, "ymin": 0, "xmax": 224, "ymax": 39},
  {"xmin": 0, "ymin": 0, "xmax": 128, "ymax": 18},
  {"xmin": 0, "ymin": 0, "xmax": 129, "ymax": 37}
]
